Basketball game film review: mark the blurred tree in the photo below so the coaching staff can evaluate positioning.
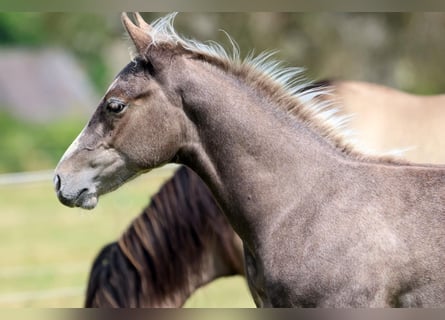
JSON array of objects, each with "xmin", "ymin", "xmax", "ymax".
[
  {"xmin": 0, "ymin": 13, "xmax": 46, "ymax": 45},
  {"xmin": 2, "ymin": 12, "xmax": 444, "ymax": 94},
  {"xmin": 0, "ymin": 13, "xmax": 118, "ymax": 91},
  {"xmin": 152, "ymin": 12, "xmax": 445, "ymax": 94}
]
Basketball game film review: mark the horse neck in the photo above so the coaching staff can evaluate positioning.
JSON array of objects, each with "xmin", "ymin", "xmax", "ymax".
[
  {"xmin": 118, "ymin": 167, "xmax": 241, "ymax": 307},
  {"xmin": 177, "ymin": 59, "xmax": 351, "ymax": 249}
]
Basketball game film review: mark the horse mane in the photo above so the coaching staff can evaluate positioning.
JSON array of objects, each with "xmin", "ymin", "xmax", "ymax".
[
  {"xmin": 85, "ymin": 166, "xmax": 241, "ymax": 307},
  {"xmin": 85, "ymin": 243, "xmax": 140, "ymax": 307},
  {"xmin": 135, "ymin": 13, "xmax": 405, "ymax": 163}
]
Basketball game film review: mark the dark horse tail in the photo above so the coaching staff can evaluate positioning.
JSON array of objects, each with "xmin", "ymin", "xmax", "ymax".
[{"xmin": 84, "ymin": 166, "xmax": 244, "ymax": 307}]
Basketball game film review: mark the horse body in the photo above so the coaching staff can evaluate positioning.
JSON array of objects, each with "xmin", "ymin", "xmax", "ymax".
[
  {"xmin": 85, "ymin": 166, "xmax": 244, "ymax": 307},
  {"xmin": 54, "ymin": 13, "xmax": 445, "ymax": 307},
  {"xmin": 254, "ymin": 163, "xmax": 445, "ymax": 307},
  {"xmin": 334, "ymin": 80, "xmax": 445, "ymax": 163}
]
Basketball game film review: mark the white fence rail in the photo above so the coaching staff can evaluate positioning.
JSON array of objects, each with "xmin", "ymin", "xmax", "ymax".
[
  {"xmin": 0, "ymin": 170, "xmax": 54, "ymax": 185},
  {"xmin": 0, "ymin": 164, "xmax": 180, "ymax": 186}
]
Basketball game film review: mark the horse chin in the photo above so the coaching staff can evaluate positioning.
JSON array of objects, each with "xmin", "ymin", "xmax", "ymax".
[
  {"xmin": 75, "ymin": 190, "xmax": 98, "ymax": 210},
  {"xmin": 76, "ymin": 195, "xmax": 99, "ymax": 210},
  {"xmin": 56, "ymin": 187, "xmax": 98, "ymax": 210}
]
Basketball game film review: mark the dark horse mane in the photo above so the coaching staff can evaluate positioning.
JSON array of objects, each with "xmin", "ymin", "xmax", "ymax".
[{"xmin": 84, "ymin": 166, "xmax": 243, "ymax": 307}]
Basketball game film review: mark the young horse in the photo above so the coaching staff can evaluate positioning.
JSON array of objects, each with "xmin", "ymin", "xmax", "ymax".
[
  {"xmin": 331, "ymin": 80, "xmax": 445, "ymax": 164},
  {"xmin": 54, "ymin": 13, "xmax": 445, "ymax": 307},
  {"xmin": 84, "ymin": 166, "xmax": 244, "ymax": 307},
  {"xmin": 85, "ymin": 80, "xmax": 445, "ymax": 308}
]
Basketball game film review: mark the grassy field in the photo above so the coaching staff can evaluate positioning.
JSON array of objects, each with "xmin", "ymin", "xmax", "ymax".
[{"xmin": 0, "ymin": 166, "xmax": 254, "ymax": 308}]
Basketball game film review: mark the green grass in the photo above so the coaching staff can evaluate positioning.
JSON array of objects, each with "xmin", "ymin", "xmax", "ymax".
[
  {"xmin": 184, "ymin": 276, "xmax": 254, "ymax": 308},
  {"xmin": 0, "ymin": 168, "xmax": 254, "ymax": 308}
]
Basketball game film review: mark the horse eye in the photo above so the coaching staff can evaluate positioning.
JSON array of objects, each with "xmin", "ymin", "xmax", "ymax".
[{"xmin": 106, "ymin": 100, "xmax": 126, "ymax": 114}]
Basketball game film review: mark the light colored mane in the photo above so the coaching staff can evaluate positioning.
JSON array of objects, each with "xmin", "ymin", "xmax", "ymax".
[{"xmin": 137, "ymin": 13, "xmax": 404, "ymax": 163}]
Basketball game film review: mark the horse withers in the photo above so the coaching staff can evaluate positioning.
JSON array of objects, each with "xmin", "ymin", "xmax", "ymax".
[{"xmin": 55, "ymin": 13, "xmax": 445, "ymax": 307}]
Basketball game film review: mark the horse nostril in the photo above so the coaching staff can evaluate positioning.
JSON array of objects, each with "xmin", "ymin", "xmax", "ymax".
[{"xmin": 54, "ymin": 174, "xmax": 61, "ymax": 192}]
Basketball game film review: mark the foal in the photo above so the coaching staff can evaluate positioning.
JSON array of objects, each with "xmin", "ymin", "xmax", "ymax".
[
  {"xmin": 84, "ymin": 166, "xmax": 244, "ymax": 307},
  {"xmin": 86, "ymin": 79, "xmax": 445, "ymax": 307},
  {"xmin": 55, "ymin": 13, "xmax": 445, "ymax": 307}
]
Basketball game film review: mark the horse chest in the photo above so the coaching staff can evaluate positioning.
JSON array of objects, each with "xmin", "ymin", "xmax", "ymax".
[{"xmin": 244, "ymin": 243, "xmax": 318, "ymax": 307}]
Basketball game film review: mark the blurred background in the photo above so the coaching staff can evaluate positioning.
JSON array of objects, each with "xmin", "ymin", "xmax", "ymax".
[{"xmin": 1, "ymin": 12, "xmax": 444, "ymax": 307}]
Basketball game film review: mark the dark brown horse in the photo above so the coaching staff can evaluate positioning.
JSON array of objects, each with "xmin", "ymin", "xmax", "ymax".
[
  {"xmin": 84, "ymin": 166, "xmax": 244, "ymax": 307},
  {"xmin": 55, "ymin": 13, "xmax": 445, "ymax": 307}
]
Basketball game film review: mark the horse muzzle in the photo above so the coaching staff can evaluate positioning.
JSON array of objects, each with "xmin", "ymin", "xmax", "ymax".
[{"xmin": 53, "ymin": 173, "xmax": 98, "ymax": 210}]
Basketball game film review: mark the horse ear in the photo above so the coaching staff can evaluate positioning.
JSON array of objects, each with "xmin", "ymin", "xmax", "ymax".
[
  {"xmin": 121, "ymin": 12, "xmax": 152, "ymax": 57},
  {"xmin": 133, "ymin": 12, "xmax": 153, "ymax": 33}
]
